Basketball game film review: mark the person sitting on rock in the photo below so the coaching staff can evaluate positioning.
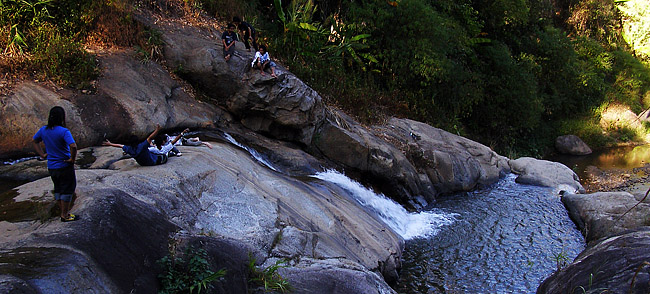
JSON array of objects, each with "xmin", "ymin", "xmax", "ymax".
[
  {"xmin": 102, "ymin": 124, "xmax": 169, "ymax": 166},
  {"xmin": 150, "ymin": 128, "xmax": 189, "ymax": 157},
  {"xmin": 222, "ymin": 23, "xmax": 238, "ymax": 62},
  {"xmin": 251, "ymin": 45, "xmax": 277, "ymax": 77}
]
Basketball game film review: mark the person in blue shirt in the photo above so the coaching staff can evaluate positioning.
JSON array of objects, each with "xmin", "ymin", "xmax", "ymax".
[
  {"xmin": 33, "ymin": 106, "xmax": 78, "ymax": 222},
  {"xmin": 102, "ymin": 124, "xmax": 168, "ymax": 166}
]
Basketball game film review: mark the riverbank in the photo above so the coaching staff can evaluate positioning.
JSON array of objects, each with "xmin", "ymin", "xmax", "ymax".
[{"xmin": 583, "ymin": 163, "xmax": 650, "ymax": 194}]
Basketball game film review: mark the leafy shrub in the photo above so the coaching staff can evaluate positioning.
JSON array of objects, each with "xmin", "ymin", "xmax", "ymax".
[
  {"xmin": 157, "ymin": 246, "xmax": 226, "ymax": 294},
  {"xmin": 248, "ymin": 256, "xmax": 291, "ymax": 293}
]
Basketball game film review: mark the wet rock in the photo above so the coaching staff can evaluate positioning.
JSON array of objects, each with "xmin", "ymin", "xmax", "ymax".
[
  {"xmin": 537, "ymin": 228, "xmax": 650, "ymax": 294},
  {"xmin": 561, "ymin": 191, "xmax": 650, "ymax": 244},
  {"xmin": 509, "ymin": 157, "xmax": 585, "ymax": 193},
  {"xmin": 555, "ymin": 135, "xmax": 592, "ymax": 155},
  {"xmin": 314, "ymin": 111, "xmax": 432, "ymax": 205},
  {"xmin": 2, "ymin": 142, "xmax": 403, "ymax": 292}
]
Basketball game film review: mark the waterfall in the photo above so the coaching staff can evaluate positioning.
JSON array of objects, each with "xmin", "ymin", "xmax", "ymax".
[
  {"xmin": 223, "ymin": 133, "xmax": 278, "ymax": 171},
  {"xmin": 313, "ymin": 170, "xmax": 456, "ymax": 240},
  {"xmin": 221, "ymin": 134, "xmax": 455, "ymax": 239}
]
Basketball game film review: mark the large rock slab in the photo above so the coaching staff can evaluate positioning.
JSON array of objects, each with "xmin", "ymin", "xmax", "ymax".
[
  {"xmin": 537, "ymin": 227, "xmax": 650, "ymax": 294},
  {"xmin": 1, "ymin": 140, "xmax": 403, "ymax": 292},
  {"xmin": 561, "ymin": 191, "xmax": 650, "ymax": 244},
  {"xmin": 509, "ymin": 157, "xmax": 585, "ymax": 194}
]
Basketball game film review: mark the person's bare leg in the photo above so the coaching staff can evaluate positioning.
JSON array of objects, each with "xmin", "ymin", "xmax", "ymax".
[
  {"xmin": 203, "ymin": 142, "xmax": 213, "ymax": 149},
  {"xmin": 61, "ymin": 200, "xmax": 71, "ymax": 218},
  {"xmin": 58, "ymin": 200, "xmax": 66, "ymax": 218},
  {"xmin": 258, "ymin": 63, "xmax": 265, "ymax": 75}
]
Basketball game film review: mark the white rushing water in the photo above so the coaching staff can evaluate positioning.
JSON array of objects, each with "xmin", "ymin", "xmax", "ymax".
[
  {"xmin": 2, "ymin": 156, "xmax": 40, "ymax": 165},
  {"xmin": 313, "ymin": 170, "xmax": 456, "ymax": 240},
  {"xmin": 223, "ymin": 133, "xmax": 278, "ymax": 171},
  {"xmin": 222, "ymin": 133, "xmax": 455, "ymax": 240}
]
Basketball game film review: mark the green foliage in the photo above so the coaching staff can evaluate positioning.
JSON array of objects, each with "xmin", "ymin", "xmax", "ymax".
[
  {"xmin": 135, "ymin": 27, "xmax": 164, "ymax": 62},
  {"xmin": 157, "ymin": 246, "xmax": 226, "ymax": 294},
  {"xmin": 551, "ymin": 249, "xmax": 570, "ymax": 271},
  {"xmin": 617, "ymin": 0, "xmax": 650, "ymax": 60},
  {"xmin": 248, "ymin": 256, "xmax": 291, "ymax": 293},
  {"xmin": 271, "ymin": 0, "xmax": 326, "ymax": 61}
]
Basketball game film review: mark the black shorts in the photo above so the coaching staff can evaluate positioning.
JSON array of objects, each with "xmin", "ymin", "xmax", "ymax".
[
  {"xmin": 155, "ymin": 154, "xmax": 168, "ymax": 165},
  {"xmin": 49, "ymin": 165, "xmax": 76, "ymax": 196}
]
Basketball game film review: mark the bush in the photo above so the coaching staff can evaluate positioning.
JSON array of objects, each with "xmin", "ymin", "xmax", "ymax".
[{"xmin": 157, "ymin": 246, "xmax": 226, "ymax": 294}]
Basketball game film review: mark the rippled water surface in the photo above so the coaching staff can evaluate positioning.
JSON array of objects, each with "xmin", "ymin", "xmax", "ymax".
[{"xmin": 397, "ymin": 175, "xmax": 585, "ymax": 293}]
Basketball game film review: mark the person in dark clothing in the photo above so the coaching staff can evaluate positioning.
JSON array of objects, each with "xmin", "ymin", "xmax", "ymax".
[
  {"xmin": 102, "ymin": 124, "xmax": 168, "ymax": 166},
  {"xmin": 222, "ymin": 23, "xmax": 238, "ymax": 61},
  {"xmin": 33, "ymin": 106, "xmax": 78, "ymax": 222},
  {"xmin": 233, "ymin": 16, "xmax": 258, "ymax": 52}
]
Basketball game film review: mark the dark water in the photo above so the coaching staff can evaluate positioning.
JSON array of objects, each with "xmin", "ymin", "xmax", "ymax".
[{"xmin": 397, "ymin": 175, "xmax": 585, "ymax": 293}]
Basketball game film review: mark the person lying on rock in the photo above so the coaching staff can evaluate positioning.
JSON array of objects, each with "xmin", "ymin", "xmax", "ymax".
[
  {"xmin": 149, "ymin": 128, "xmax": 189, "ymax": 157},
  {"xmin": 165, "ymin": 131, "xmax": 213, "ymax": 153},
  {"xmin": 33, "ymin": 106, "xmax": 79, "ymax": 222},
  {"xmin": 251, "ymin": 45, "xmax": 277, "ymax": 77},
  {"xmin": 102, "ymin": 124, "xmax": 169, "ymax": 166},
  {"xmin": 222, "ymin": 23, "xmax": 238, "ymax": 62}
]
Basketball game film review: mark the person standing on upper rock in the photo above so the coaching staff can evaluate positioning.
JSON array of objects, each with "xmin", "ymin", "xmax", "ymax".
[
  {"xmin": 222, "ymin": 23, "xmax": 238, "ymax": 62},
  {"xmin": 33, "ymin": 106, "xmax": 78, "ymax": 222},
  {"xmin": 233, "ymin": 16, "xmax": 257, "ymax": 52}
]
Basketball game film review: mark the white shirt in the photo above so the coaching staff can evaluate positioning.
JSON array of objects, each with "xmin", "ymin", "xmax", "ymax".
[
  {"xmin": 149, "ymin": 143, "xmax": 174, "ymax": 155},
  {"xmin": 252, "ymin": 52, "xmax": 270, "ymax": 67}
]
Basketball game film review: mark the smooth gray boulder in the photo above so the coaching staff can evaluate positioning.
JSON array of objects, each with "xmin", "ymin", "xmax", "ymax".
[
  {"xmin": 561, "ymin": 191, "xmax": 650, "ymax": 243},
  {"xmin": 555, "ymin": 135, "xmax": 592, "ymax": 155},
  {"xmin": 377, "ymin": 118, "xmax": 510, "ymax": 195},
  {"xmin": 0, "ymin": 52, "xmax": 219, "ymax": 158},
  {"xmin": 313, "ymin": 112, "xmax": 510, "ymax": 206},
  {"xmin": 509, "ymin": 157, "xmax": 585, "ymax": 194},
  {"xmin": 278, "ymin": 258, "xmax": 398, "ymax": 294},
  {"xmin": 313, "ymin": 111, "xmax": 431, "ymax": 205},
  {"xmin": 537, "ymin": 227, "xmax": 650, "ymax": 294},
  {"xmin": 1, "ymin": 140, "xmax": 403, "ymax": 292}
]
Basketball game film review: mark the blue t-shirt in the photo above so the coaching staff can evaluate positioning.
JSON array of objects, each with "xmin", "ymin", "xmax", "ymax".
[
  {"xmin": 122, "ymin": 140, "xmax": 158, "ymax": 166},
  {"xmin": 33, "ymin": 126, "xmax": 76, "ymax": 169}
]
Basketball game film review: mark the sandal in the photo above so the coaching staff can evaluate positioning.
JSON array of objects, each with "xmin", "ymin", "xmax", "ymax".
[{"xmin": 60, "ymin": 214, "xmax": 79, "ymax": 222}]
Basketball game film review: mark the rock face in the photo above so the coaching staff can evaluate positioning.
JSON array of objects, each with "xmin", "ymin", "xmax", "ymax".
[
  {"xmin": 555, "ymin": 135, "xmax": 592, "ymax": 155},
  {"xmin": 509, "ymin": 157, "xmax": 585, "ymax": 194},
  {"xmin": 155, "ymin": 17, "xmax": 325, "ymax": 146},
  {"xmin": 537, "ymin": 228, "xmax": 650, "ymax": 294},
  {"xmin": 561, "ymin": 191, "xmax": 650, "ymax": 244},
  {"xmin": 538, "ymin": 190, "xmax": 650, "ymax": 293},
  {"xmin": 0, "ymin": 143, "xmax": 402, "ymax": 293},
  {"xmin": 0, "ymin": 52, "xmax": 219, "ymax": 158},
  {"xmin": 313, "ymin": 112, "xmax": 510, "ymax": 206}
]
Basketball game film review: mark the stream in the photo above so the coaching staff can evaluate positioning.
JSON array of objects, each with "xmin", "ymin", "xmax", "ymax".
[{"xmin": 7, "ymin": 137, "xmax": 646, "ymax": 293}]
